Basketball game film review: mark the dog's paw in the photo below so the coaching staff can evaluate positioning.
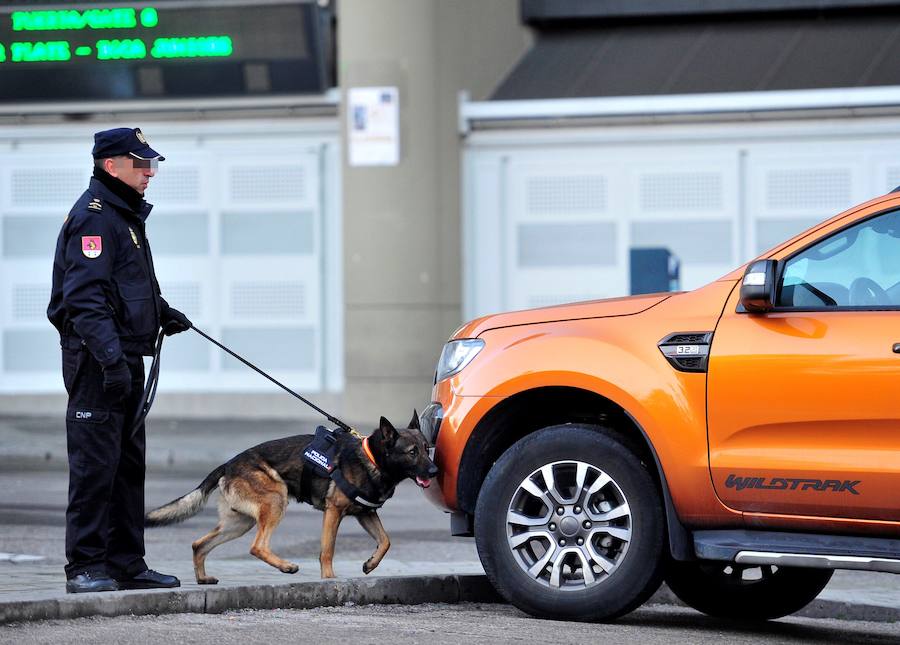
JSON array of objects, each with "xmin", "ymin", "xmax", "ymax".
[
  {"xmin": 197, "ymin": 576, "xmax": 219, "ymax": 585},
  {"xmin": 362, "ymin": 560, "xmax": 376, "ymax": 575},
  {"xmin": 280, "ymin": 563, "xmax": 299, "ymax": 574}
]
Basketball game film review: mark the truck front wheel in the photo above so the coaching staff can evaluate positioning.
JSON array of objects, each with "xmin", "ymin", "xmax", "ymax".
[
  {"xmin": 474, "ymin": 425, "xmax": 666, "ymax": 622},
  {"xmin": 665, "ymin": 560, "xmax": 833, "ymax": 620}
]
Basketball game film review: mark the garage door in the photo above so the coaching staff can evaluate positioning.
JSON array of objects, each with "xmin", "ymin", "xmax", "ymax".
[
  {"xmin": 463, "ymin": 127, "xmax": 900, "ymax": 318},
  {"xmin": 0, "ymin": 122, "xmax": 341, "ymax": 394}
]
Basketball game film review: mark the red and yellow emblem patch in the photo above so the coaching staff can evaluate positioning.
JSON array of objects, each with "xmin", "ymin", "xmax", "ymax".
[{"xmin": 81, "ymin": 236, "xmax": 102, "ymax": 259}]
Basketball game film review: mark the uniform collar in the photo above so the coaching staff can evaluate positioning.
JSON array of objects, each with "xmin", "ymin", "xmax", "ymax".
[{"xmin": 89, "ymin": 172, "xmax": 153, "ymax": 222}]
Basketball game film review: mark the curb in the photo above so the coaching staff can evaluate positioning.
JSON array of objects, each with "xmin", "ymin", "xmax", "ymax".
[
  {"xmin": 0, "ymin": 574, "xmax": 501, "ymax": 625},
  {"xmin": 2, "ymin": 576, "xmax": 896, "ymax": 625}
]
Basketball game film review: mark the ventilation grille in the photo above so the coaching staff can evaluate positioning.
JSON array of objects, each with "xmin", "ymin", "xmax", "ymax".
[
  {"xmin": 667, "ymin": 333, "xmax": 708, "ymax": 344},
  {"xmin": 518, "ymin": 222, "xmax": 617, "ymax": 267},
  {"xmin": 221, "ymin": 327, "xmax": 315, "ymax": 371},
  {"xmin": 159, "ymin": 282, "xmax": 202, "ymax": 319},
  {"xmin": 631, "ymin": 219, "xmax": 733, "ymax": 264},
  {"xmin": 755, "ymin": 218, "xmax": 821, "ymax": 254},
  {"xmin": 526, "ymin": 175, "xmax": 608, "ymax": 213},
  {"xmin": 150, "ymin": 167, "xmax": 201, "ymax": 203},
  {"xmin": 13, "ymin": 284, "xmax": 51, "ymax": 321},
  {"xmin": 766, "ymin": 168, "xmax": 852, "ymax": 211},
  {"xmin": 658, "ymin": 331, "xmax": 712, "ymax": 373},
  {"xmin": 231, "ymin": 281, "xmax": 305, "ymax": 318},
  {"xmin": 11, "ymin": 168, "xmax": 86, "ymax": 206},
  {"xmin": 229, "ymin": 166, "xmax": 306, "ymax": 203},
  {"xmin": 639, "ymin": 172, "xmax": 723, "ymax": 211},
  {"xmin": 3, "ymin": 329, "xmax": 59, "ymax": 372},
  {"xmin": 2, "ymin": 215, "xmax": 62, "ymax": 259},
  {"xmin": 221, "ymin": 211, "xmax": 314, "ymax": 255},
  {"xmin": 631, "ymin": 219, "xmax": 732, "ymax": 264}
]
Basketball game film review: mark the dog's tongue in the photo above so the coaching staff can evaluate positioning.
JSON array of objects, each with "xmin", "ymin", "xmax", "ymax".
[{"xmin": 416, "ymin": 476, "xmax": 432, "ymax": 489}]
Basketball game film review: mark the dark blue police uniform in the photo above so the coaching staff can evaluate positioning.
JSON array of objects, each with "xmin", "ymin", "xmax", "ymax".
[{"xmin": 47, "ymin": 128, "xmax": 190, "ymax": 593}]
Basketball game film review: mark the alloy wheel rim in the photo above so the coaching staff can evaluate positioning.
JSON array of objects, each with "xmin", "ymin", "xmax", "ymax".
[{"xmin": 505, "ymin": 460, "xmax": 632, "ymax": 590}]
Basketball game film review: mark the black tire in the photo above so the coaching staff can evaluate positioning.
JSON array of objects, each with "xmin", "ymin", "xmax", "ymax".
[
  {"xmin": 665, "ymin": 559, "xmax": 833, "ymax": 620},
  {"xmin": 474, "ymin": 425, "xmax": 665, "ymax": 622}
]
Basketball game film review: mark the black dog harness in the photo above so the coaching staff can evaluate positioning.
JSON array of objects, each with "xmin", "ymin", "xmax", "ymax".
[{"xmin": 301, "ymin": 426, "xmax": 385, "ymax": 509}]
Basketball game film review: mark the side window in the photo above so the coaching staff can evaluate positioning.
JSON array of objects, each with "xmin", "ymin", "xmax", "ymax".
[{"xmin": 777, "ymin": 210, "xmax": 900, "ymax": 308}]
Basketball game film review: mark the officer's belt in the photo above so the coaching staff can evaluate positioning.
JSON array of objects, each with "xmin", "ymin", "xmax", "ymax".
[{"xmin": 60, "ymin": 334, "xmax": 151, "ymax": 355}]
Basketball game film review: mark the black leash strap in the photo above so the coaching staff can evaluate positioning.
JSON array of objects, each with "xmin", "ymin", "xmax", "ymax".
[
  {"xmin": 130, "ymin": 329, "xmax": 164, "ymax": 437},
  {"xmin": 190, "ymin": 325, "xmax": 355, "ymax": 433}
]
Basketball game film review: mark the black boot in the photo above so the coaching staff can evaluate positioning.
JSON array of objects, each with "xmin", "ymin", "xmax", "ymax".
[
  {"xmin": 66, "ymin": 572, "xmax": 118, "ymax": 594},
  {"xmin": 116, "ymin": 569, "xmax": 180, "ymax": 590}
]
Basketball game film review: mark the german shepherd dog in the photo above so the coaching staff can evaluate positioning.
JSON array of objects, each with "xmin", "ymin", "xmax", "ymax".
[{"xmin": 145, "ymin": 412, "xmax": 437, "ymax": 583}]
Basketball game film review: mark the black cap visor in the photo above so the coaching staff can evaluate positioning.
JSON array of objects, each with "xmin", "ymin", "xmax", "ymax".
[{"xmin": 128, "ymin": 150, "xmax": 164, "ymax": 168}]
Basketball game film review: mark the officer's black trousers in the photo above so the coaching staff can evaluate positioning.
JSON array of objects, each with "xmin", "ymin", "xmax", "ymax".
[{"xmin": 62, "ymin": 347, "xmax": 148, "ymax": 580}]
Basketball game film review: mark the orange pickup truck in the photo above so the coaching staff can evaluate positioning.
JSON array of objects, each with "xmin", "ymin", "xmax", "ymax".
[{"xmin": 420, "ymin": 191, "xmax": 900, "ymax": 622}]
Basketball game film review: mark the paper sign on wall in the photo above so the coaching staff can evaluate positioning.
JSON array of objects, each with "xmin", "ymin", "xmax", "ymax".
[{"xmin": 348, "ymin": 86, "xmax": 399, "ymax": 166}]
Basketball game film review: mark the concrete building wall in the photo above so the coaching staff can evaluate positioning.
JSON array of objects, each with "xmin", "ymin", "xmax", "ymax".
[{"xmin": 339, "ymin": 0, "xmax": 531, "ymax": 424}]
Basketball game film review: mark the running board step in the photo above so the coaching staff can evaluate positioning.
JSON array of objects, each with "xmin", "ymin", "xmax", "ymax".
[{"xmin": 692, "ymin": 530, "xmax": 900, "ymax": 574}]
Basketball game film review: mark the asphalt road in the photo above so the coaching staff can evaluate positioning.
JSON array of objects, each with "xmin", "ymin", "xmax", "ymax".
[{"xmin": 5, "ymin": 602, "xmax": 900, "ymax": 645}]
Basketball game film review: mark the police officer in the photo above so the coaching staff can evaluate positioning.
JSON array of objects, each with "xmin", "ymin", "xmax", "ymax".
[{"xmin": 47, "ymin": 128, "xmax": 191, "ymax": 593}]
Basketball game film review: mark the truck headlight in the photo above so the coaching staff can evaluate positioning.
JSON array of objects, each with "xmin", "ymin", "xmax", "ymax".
[{"xmin": 436, "ymin": 339, "xmax": 484, "ymax": 382}]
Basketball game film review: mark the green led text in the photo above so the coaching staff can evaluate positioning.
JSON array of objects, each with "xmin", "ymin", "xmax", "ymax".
[
  {"xmin": 140, "ymin": 8, "xmax": 159, "ymax": 28},
  {"xmin": 97, "ymin": 39, "xmax": 146, "ymax": 60},
  {"xmin": 151, "ymin": 36, "xmax": 232, "ymax": 58},
  {"xmin": 0, "ymin": 34, "xmax": 235, "ymax": 64},
  {"xmin": 11, "ymin": 9, "xmax": 139, "ymax": 31},
  {"xmin": 11, "ymin": 41, "xmax": 70, "ymax": 62}
]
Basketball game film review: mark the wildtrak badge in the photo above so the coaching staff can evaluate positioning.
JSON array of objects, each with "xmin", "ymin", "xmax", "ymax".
[{"xmin": 725, "ymin": 474, "xmax": 860, "ymax": 495}]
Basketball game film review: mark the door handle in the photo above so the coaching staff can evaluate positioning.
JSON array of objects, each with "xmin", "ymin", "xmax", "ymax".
[{"xmin": 894, "ymin": 343, "xmax": 900, "ymax": 354}]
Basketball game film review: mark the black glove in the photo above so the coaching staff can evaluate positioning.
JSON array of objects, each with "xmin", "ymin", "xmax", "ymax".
[
  {"xmin": 102, "ymin": 360, "xmax": 132, "ymax": 400},
  {"xmin": 163, "ymin": 307, "xmax": 191, "ymax": 336}
]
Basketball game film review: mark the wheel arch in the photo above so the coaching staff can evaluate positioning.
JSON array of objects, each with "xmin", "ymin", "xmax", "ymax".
[{"xmin": 456, "ymin": 385, "xmax": 693, "ymax": 560}]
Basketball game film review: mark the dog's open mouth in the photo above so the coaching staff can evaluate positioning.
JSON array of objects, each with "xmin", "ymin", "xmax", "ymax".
[{"xmin": 415, "ymin": 476, "xmax": 432, "ymax": 489}]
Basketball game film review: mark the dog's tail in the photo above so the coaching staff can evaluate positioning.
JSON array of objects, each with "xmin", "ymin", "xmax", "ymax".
[{"xmin": 145, "ymin": 464, "xmax": 226, "ymax": 527}]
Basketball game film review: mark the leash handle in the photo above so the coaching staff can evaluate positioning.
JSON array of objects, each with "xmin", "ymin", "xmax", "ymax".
[{"xmin": 191, "ymin": 325, "xmax": 355, "ymax": 433}]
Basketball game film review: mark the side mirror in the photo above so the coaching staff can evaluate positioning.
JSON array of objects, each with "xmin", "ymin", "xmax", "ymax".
[{"xmin": 740, "ymin": 260, "xmax": 776, "ymax": 313}]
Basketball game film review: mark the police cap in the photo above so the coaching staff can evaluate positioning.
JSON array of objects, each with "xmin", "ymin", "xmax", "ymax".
[{"xmin": 92, "ymin": 127, "xmax": 165, "ymax": 161}]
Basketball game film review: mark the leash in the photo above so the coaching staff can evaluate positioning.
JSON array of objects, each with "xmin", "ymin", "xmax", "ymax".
[
  {"xmin": 190, "ymin": 325, "xmax": 358, "ymax": 435},
  {"xmin": 130, "ymin": 329, "xmax": 164, "ymax": 437},
  {"xmin": 129, "ymin": 325, "xmax": 359, "ymax": 438}
]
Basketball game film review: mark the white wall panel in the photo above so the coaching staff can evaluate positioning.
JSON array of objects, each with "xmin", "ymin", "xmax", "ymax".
[
  {"xmin": 0, "ymin": 122, "xmax": 341, "ymax": 394},
  {"xmin": 463, "ymin": 120, "xmax": 900, "ymax": 319}
]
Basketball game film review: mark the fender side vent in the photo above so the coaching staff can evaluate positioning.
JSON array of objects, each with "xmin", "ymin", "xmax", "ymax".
[{"xmin": 658, "ymin": 331, "xmax": 713, "ymax": 373}]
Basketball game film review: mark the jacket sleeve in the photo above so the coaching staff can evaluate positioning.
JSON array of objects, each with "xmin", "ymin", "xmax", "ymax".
[
  {"xmin": 61, "ymin": 211, "xmax": 123, "ymax": 368},
  {"xmin": 158, "ymin": 294, "xmax": 172, "ymax": 323}
]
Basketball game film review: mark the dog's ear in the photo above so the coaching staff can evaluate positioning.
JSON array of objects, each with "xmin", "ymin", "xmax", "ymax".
[
  {"xmin": 379, "ymin": 416, "xmax": 397, "ymax": 447},
  {"xmin": 408, "ymin": 409, "xmax": 420, "ymax": 430}
]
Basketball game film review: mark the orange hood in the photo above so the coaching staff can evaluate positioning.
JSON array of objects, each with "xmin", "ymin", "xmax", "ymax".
[{"xmin": 452, "ymin": 293, "xmax": 672, "ymax": 339}]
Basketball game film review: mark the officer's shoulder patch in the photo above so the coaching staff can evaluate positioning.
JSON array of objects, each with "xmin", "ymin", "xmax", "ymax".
[
  {"xmin": 81, "ymin": 236, "xmax": 102, "ymax": 259},
  {"xmin": 87, "ymin": 198, "xmax": 102, "ymax": 212}
]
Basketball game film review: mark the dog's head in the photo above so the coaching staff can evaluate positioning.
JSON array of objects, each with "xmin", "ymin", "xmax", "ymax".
[{"xmin": 371, "ymin": 411, "xmax": 438, "ymax": 488}]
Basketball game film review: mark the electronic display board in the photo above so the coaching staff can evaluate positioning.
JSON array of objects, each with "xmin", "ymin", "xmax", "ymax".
[{"xmin": 0, "ymin": 1, "xmax": 331, "ymax": 103}]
